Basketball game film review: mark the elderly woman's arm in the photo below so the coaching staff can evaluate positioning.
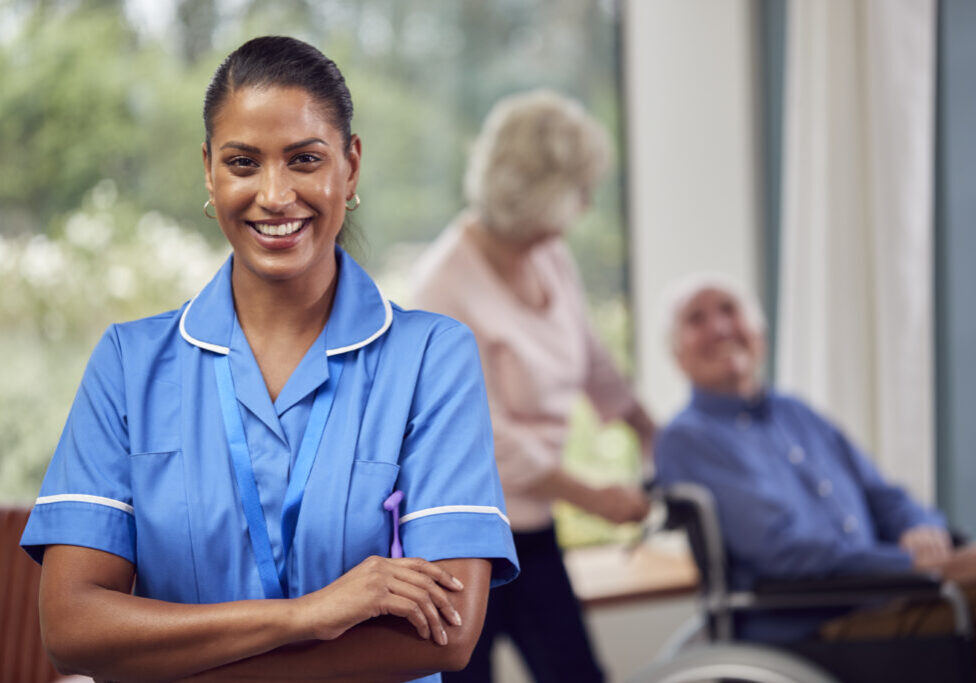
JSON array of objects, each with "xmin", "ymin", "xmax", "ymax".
[
  {"xmin": 39, "ymin": 545, "xmax": 487, "ymax": 682},
  {"xmin": 523, "ymin": 467, "xmax": 650, "ymax": 524}
]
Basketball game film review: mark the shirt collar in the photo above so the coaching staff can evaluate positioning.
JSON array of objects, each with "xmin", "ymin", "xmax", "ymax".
[
  {"xmin": 179, "ymin": 246, "xmax": 393, "ymax": 357},
  {"xmin": 690, "ymin": 386, "xmax": 771, "ymax": 420}
]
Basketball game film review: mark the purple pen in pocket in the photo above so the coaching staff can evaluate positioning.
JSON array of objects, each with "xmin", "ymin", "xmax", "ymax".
[{"xmin": 383, "ymin": 490, "xmax": 404, "ymax": 558}]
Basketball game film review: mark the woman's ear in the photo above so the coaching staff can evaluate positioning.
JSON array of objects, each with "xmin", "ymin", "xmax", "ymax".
[
  {"xmin": 202, "ymin": 142, "xmax": 215, "ymax": 198},
  {"xmin": 345, "ymin": 134, "xmax": 362, "ymax": 198}
]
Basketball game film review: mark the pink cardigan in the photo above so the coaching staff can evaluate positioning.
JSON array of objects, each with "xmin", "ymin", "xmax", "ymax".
[{"xmin": 411, "ymin": 224, "xmax": 639, "ymax": 531}]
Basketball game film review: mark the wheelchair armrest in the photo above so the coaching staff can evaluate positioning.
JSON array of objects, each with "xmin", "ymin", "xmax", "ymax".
[
  {"xmin": 754, "ymin": 571, "xmax": 943, "ymax": 599},
  {"xmin": 951, "ymin": 528, "xmax": 969, "ymax": 548},
  {"xmin": 725, "ymin": 574, "xmax": 973, "ymax": 636}
]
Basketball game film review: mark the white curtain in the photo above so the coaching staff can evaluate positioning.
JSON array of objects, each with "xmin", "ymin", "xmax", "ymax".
[{"xmin": 776, "ymin": 0, "xmax": 937, "ymax": 502}]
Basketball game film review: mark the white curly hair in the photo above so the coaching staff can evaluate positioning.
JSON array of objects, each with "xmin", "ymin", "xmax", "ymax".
[{"xmin": 464, "ymin": 89, "xmax": 611, "ymax": 240}]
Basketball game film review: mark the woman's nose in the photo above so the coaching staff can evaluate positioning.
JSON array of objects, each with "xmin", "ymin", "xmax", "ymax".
[{"xmin": 257, "ymin": 167, "xmax": 297, "ymax": 211}]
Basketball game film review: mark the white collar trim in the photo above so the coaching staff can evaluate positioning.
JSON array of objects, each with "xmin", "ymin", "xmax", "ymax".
[
  {"xmin": 327, "ymin": 288, "xmax": 393, "ymax": 356},
  {"xmin": 179, "ymin": 297, "xmax": 230, "ymax": 355},
  {"xmin": 179, "ymin": 287, "xmax": 393, "ymax": 357}
]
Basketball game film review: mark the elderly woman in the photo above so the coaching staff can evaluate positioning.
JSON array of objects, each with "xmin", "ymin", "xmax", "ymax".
[
  {"xmin": 20, "ymin": 36, "xmax": 517, "ymax": 682},
  {"xmin": 412, "ymin": 90, "xmax": 656, "ymax": 683}
]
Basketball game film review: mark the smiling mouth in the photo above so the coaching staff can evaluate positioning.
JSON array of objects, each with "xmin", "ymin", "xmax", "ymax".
[{"xmin": 247, "ymin": 219, "xmax": 311, "ymax": 237}]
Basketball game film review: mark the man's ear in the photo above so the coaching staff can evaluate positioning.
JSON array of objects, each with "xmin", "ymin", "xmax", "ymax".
[
  {"xmin": 752, "ymin": 331, "xmax": 769, "ymax": 369},
  {"xmin": 674, "ymin": 347, "xmax": 692, "ymax": 379}
]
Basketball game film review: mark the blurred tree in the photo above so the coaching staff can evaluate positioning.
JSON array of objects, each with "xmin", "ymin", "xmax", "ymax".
[
  {"xmin": 177, "ymin": 0, "xmax": 217, "ymax": 64},
  {"xmin": 0, "ymin": 5, "xmax": 214, "ymax": 236},
  {"xmin": 0, "ymin": 9, "xmax": 139, "ymax": 232}
]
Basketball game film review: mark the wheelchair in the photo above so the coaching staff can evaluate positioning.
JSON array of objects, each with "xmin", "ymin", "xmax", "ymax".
[{"xmin": 631, "ymin": 482, "xmax": 975, "ymax": 683}]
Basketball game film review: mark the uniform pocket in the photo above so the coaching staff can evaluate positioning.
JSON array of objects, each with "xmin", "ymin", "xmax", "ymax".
[
  {"xmin": 129, "ymin": 449, "xmax": 196, "ymax": 602},
  {"xmin": 129, "ymin": 380, "xmax": 181, "ymax": 455},
  {"xmin": 344, "ymin": 460, "xmax": 401, "ymax": 567}
]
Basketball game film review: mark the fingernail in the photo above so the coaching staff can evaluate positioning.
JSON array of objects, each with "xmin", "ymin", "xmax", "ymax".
[
  {"xmin": 452, "ymin": 609, "xmax": 463, "ymax": 626},
  {"xmin": 440, "ymin": 628, "xmax": 448, "ymax": 645},
  {"xmin": 452, "ymin": 577, "xmax": 464, "ymax": 590}
]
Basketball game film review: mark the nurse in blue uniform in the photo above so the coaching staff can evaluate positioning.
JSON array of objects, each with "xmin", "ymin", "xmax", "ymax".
[{"xmin": 20, "ymin": 36, "xmax": 518, "ymax": 682}]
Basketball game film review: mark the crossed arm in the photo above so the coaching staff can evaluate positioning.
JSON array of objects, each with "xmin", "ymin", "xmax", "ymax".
[{"xmin": 39, "ymin": 545, "xmax": 490, "ymax": 682}]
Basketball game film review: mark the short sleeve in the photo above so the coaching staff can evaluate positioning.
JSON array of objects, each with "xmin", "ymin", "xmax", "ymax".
[
  {"xmin": 397, "ymin": 323, "xmax": 519, "ymax": 587},
  {"xmin": 582, "ymin": 322, "xmax": 639, "ymax": 422},
  {"xmin": 20, "ymin": 326, "xmax": 136, "ymax": 565}
]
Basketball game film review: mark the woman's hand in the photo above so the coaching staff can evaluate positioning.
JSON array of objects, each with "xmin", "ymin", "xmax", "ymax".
[
  {"xmin": 296, "ymin": 556, "xmax": 465, "ymax": 645},
  {"xmin": 586, "ymin": 484, "xmax": 651, "ymax": 524},
  {"xmin": 525, "ymin": 467, "xmax": 651, "ymax": 525}
]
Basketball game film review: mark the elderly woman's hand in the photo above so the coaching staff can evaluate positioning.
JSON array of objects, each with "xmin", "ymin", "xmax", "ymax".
[
  {"xmin": 587, "ymin": 484, "xmax": 651, "ymax": 525},
  {"xmin": 294, "ymin": 556, "xmax": 465, "ymax": 646}
]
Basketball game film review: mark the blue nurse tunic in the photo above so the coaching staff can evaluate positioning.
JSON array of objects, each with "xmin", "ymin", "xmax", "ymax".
[{"xmin": 21, "ymin": 246, "xmax": 519, "ymax": 681}]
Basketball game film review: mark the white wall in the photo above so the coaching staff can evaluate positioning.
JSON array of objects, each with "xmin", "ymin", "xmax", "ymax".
[{"xmin": 623, "ymin": 0, "xmax": 762, "ymax": 422}]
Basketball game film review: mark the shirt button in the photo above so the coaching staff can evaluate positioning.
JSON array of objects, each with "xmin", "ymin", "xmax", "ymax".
[
  {"xmin": 843, "ymin": 515, "xmax": 858, "ymax": 533},
  {"xmin": 788, "ymin": 446, "xmax": 805, "ymax": 464},
  {"xmin": 736, "ymin": 413, "xmax": 752, "ymax": 429},
  {"xmin": 818, "ymin": 479, "xmax": 833, "ymax": 497}
]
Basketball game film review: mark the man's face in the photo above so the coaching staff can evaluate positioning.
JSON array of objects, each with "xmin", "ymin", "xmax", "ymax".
[{"xmin": 673, "ymin": 287, "xmax": 765, "ymax": 395}]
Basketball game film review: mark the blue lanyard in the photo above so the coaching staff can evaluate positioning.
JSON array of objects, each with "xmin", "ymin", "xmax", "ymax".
[{"xmin": 213, "ymin": 352, "xmax": 345, "ymax": 599}]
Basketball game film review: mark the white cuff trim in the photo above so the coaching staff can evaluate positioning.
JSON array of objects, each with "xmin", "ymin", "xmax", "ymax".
[
  {"xmin": 400, "ymin": 505, "xmax": 510, "ymax": 526},
  {"xmin": 35, "ymin": 494, "xmax": 134, "ymax": 516}
]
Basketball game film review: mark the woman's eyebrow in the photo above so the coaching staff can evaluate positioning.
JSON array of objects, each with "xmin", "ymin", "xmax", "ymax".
[
  {"xmin": 282, "ymin": 138, "xmax": 329, "ymax": 152},
  {"xmin": 220, "ymin": 141, "xmax": 260, "ymax": 154},
  {"xmin": 283, "ymin": 137, "xmax": 329, "ymax": 152}
]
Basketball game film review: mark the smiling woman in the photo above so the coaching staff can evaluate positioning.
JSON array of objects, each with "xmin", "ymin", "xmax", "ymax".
[
  {"xmin": 202, "ymin": 83, "xmax": 364, "ymax": 401},
  {"xmin": 19, "ymin": 36, "xmax": 518, "ymax": 683},
  {"xmin": 204, "ymin": 87, "xmax": 358, "ymax": 288}
]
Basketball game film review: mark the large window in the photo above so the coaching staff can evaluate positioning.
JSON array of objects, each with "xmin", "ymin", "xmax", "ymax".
[{"xmin": 0, "ymin": 0, "xmax": 638, "ymax": 545}]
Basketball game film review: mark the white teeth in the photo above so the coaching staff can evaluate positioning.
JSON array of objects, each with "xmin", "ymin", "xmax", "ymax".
[{"xmin": 252, "ymin": 220, "xmax": 305, "ymax": 236}]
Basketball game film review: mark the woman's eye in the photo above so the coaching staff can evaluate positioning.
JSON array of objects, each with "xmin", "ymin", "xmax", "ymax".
[
  {"xmin": 227, "ymin": 157, "xmax": 257, "ymax": 168},
  {"xmin": 291, "ymin": 153, "xmax": 321, "ymax": 165}
]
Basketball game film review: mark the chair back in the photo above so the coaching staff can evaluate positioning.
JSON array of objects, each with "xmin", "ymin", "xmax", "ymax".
[{"xmin": 0, "ymin": 507, "xmax": 59, "ymax": 683}]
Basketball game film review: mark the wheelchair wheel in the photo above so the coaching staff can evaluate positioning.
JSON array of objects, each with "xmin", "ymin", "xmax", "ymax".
[{"xmin": 630, "ymin": 643, "xmax": 840, "ymax": 683}]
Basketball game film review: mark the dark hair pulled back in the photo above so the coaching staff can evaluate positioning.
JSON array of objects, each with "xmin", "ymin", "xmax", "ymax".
[{"xmin": 203, "ymin": 36, "xmax": 354, "ymax": 154}]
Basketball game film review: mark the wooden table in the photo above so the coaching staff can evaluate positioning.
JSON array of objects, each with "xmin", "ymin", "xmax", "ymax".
[{"xmin": 563, "ymin": 533, "xmax": 700, "ymax": 609}]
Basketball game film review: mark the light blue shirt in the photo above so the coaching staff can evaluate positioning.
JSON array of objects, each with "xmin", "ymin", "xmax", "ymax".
[
  {"xmin": 656, "ymin": 388, "xmax": 943, "ymax": 642},
  {"xmin": 22, "ymin": 247, "xmax": 518, "ymax": 680}
]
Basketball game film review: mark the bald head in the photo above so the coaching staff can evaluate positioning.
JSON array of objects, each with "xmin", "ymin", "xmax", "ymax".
[{"xmin": 661, "ymin": 273, "xmax": 766, "ymax": 397}]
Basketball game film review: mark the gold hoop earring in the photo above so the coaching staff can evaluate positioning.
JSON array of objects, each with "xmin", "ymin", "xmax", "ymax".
[
  {"xmin": 345, "ymin": 194, "xmax": 361, "ymax": 212},
  {"xmin": 203, "ymin": 199, "xmax": 217, "ymax": 220}
]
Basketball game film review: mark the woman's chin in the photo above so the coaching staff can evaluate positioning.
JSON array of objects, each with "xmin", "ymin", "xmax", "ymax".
[{"xmin": 234, "ymin": 249, "xmax": 324, "ymax": 285}]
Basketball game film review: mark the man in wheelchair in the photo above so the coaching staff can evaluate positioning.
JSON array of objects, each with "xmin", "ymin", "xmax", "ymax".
[{"xmin": 654, "ymin": 272, "xmax": 976, "ymax": 652}]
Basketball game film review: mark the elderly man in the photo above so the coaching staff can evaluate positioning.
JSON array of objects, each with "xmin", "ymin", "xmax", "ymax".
[{"xmin": 655, "ymin": 273, "xmax": 976, "ymax": 643}]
